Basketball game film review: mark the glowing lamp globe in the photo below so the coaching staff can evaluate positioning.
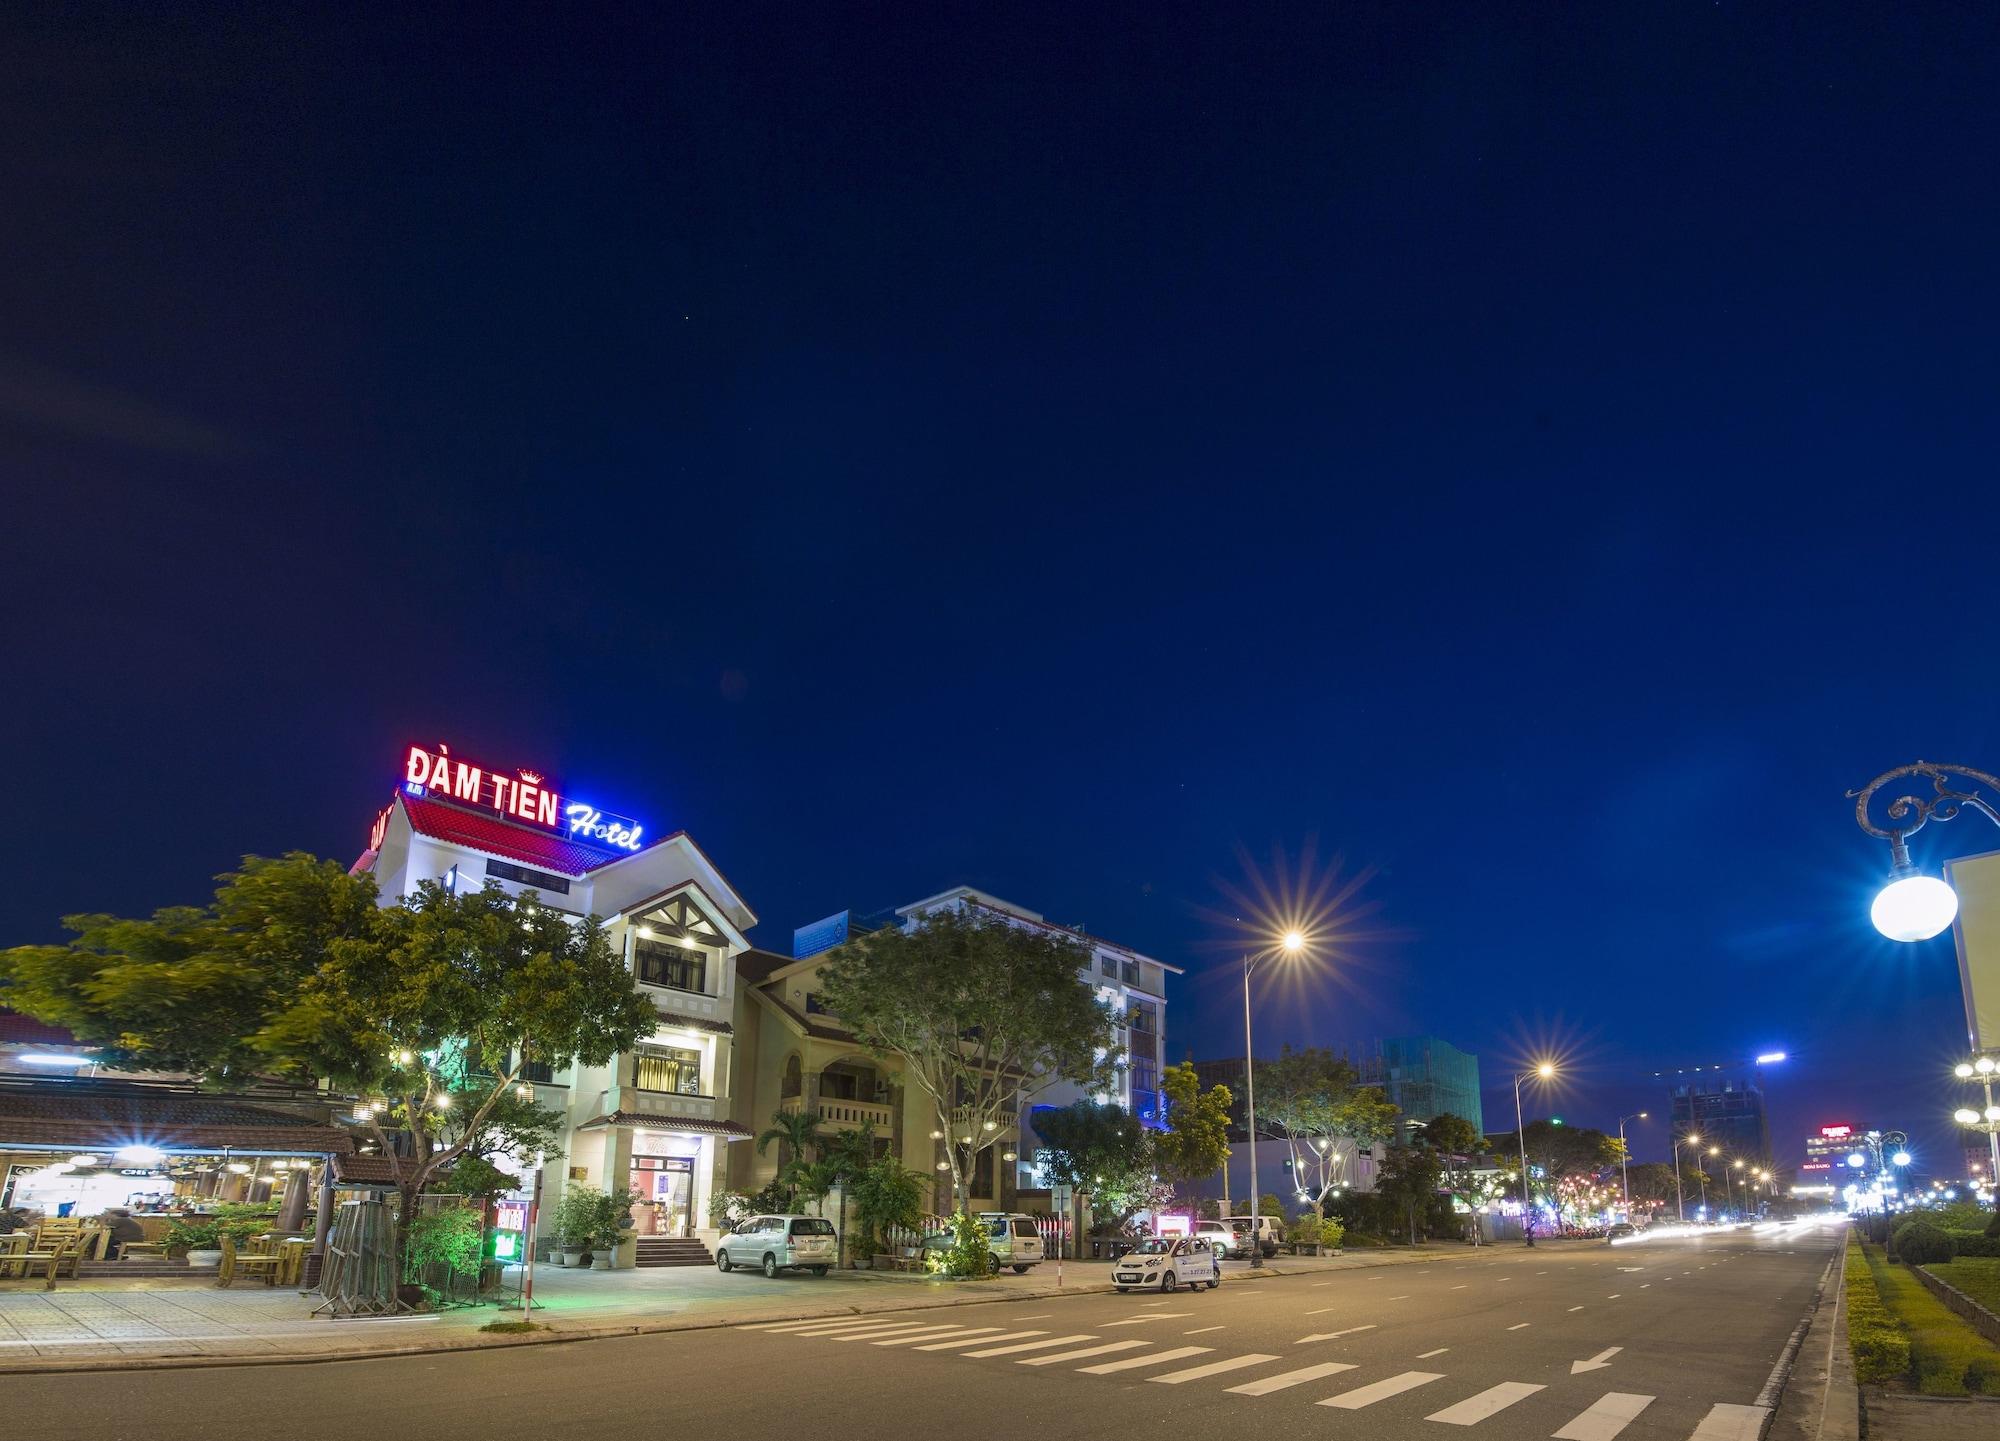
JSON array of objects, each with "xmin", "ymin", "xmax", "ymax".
[
  {"xmin": 1871, "ymin": 874, "xmax": 1958, "ymax": 942},
  {"xmin": 1988, "ymin": 1106, "xmax": 2000, "ymax": 1124},
  {"xmin": 1956, "ymin": 1109, "xmax": 1981, "ymax": 1125},
  {"xmin": 1892, "ymin": 1151, "xmax": 1911, "ymax": 1167}
]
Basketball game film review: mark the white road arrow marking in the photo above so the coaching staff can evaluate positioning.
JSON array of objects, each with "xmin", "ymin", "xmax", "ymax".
[
  {"xmin": 1572, "ymin": 1346, "xmax": 1623, "ymax": 1374},
  {"xmin": 1296, "ymin": 1325, "xmax": 1376, "ymax": 1344}
]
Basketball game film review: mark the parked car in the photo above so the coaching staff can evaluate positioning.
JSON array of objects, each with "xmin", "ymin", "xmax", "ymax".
[
  {"xmin": 1112, "ymin": 1235, "xmax": 1221, "ymax": 1293},
  {"xmin": 1226, "ymin": 1216, "xmax": 1282, "ymax": 1258},
  {"xmin": 716, "ymin": 1215, "xmax": 838, "ymax": 1277},
  {"xmin": 922, "ymin": 1212, "xmax": 1047, "ymax": 1273},
  {"xmin": 1605, "ymin": 1222, "xmax": 1638, "ymax": 1242},
  {"xmin": 1193, "ymin": 1219, "xmax": 1245, "ymax": 1256}
]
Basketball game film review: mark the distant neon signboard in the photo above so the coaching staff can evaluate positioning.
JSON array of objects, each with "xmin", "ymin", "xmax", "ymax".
[
  {"xmin": 1819, "ymin": 1125, "xmax": 1853, "ymax": 1139},
  {"xmin": 399, "ymin": 743, "xmax": 646, "ymax": 852}
]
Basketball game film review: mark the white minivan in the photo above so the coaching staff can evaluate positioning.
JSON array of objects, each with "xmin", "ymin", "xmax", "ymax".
[
  {"xmin": 922, "ymin": 1213, "xmax": 1047, "ymax": 1273},
  {"xmin": 716, "ymin": 1215, "xmax": 838, "ymax": 1277}
]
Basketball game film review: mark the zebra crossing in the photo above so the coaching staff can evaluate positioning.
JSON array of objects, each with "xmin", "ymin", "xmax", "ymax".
[{"xmin": 737, "ymin": 1315, "xmax": 1764, "ymax": 1440}]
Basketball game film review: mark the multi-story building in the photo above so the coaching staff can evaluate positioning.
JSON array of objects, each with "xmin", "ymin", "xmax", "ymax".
[
  {"xmin": 1670, "ymin": 1078, "xmax": 1772, "ymax": 1167},
  {"xmin": 1798, "ymin": 1122, "xmax": 1868, "ymax": 1189},
  {"xmin": 357, "ymin": 741, "xmax": 758, "ymax": 1259},
  {"xmin": 1363, "ymin": 1036, "xmax": 1484, "ymax": 1135}
]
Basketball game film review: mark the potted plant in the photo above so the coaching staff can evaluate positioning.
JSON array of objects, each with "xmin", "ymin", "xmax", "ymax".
[
  {"xmin": 552, "ymin": 1185, "xmax": 601, "ymax": 1268},
  {"xmin": 589, "ymin": 1188, "xmax": 640, "ymax": 1270},
  {"xmin": 165, "ymin": 1217, "xmax": 224, "ymax": 1267}
]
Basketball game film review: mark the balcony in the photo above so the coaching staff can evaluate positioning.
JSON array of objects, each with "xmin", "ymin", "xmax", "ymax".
[
  {"xmin": 949, "ymin": 1106, "xmax": 1020, "ymax": 1138},
  {"xmin": 603, "ymin": 1087, "xmax": 720, "ymax": 1124},
  {"xmin": 780, "ymin": 1093, "xmax": 896, "ymax": 1132}
]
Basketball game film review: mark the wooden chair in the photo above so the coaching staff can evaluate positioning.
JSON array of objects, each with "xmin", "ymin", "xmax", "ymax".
[
  {"xmin": 6, "ymin": 1233, "xmax": 83, "ymax": 1290},
  {"xmin": 0, "ymin": 1233, "xmax": 30, "ymax": 1280},
  {"xmin": 216, "ymin": 1232, "xmax": 285, "ymax": 1288}
]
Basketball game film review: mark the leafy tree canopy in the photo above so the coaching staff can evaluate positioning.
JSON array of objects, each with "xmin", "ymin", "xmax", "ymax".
[
  {"xmin": 1153, "ymin": 1061, "xmax": 1231, "ymax": 1191},
  {"xmin": 818, "ymin": 907, "xmax": 1116, "ymax": 1213}
]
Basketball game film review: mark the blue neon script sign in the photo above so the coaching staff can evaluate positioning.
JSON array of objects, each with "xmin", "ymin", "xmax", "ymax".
[{"xmin": 400, "ymin": 743, "xmax": 647, "ymax": 853}]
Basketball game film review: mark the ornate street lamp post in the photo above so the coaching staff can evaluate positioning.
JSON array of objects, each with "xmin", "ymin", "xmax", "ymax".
[{"xmin": 1849, "ymin": 761, "xmax": 2000, "ymax": 942}]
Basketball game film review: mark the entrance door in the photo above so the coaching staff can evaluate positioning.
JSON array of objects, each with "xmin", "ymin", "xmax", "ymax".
[{"xmin": 630, "ymin": 1156, "xmax": 695, "ymax": 1237}]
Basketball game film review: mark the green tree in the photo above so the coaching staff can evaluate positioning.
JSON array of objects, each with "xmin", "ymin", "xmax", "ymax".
[
  {"xmin": 1032, "ymin": 1099, "xmax": 1161, "ymax": 1233},
  {"xmin": 850, "ymin": 1155, "xmax": 928, "ymax": 1257},
  {"xmin": 1423, "ymin": 1112, "xmax": 1498, "ymax": 1243},
  {"xmin": 1624, "ymin": 1161, "xmax": 1679, "ymax": 1209},
  {"xmin": 818, "ymin": 908, "xmax": 1116, "ymax": 1216},
  {"xmin": 1255, "ymin": 1046, "xmax": 1399, "ymax": 1219},
  {"xmin": 1153, "ymin": 1062, "xmax": 1232, "ymax": 1197},
  {"xmin": 0, "ymin": 854, "xmax": 656, "ymax": 1254},
  {"xmin": 1376, "ymin": 1144, "xmax": 1445, "ymax": 1245}
]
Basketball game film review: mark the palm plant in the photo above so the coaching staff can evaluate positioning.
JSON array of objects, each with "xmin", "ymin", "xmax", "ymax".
[{"xmin": 756, "ymin": 1106, "xmax": 823, "ymax": 1209}]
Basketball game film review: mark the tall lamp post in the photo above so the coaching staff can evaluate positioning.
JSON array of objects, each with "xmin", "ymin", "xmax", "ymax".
[
  {"xmin": 1242, "ymin": 929, "xmax": 1305, "ymax": 1270},
  {"xmin": 1514, "ymin": 1063, "xmax": 1557, "ymax": 1246},
  {"xmin": 1730, "ymin": 1158, "xmax": 1747, "ymax": 1219},
  {"xmin": 1953, "ymin": 1055, "xmax": 2000, "ymax": 1186},
  {"xmin": 1672, "ymin": 1133, "xmax": 1703, "ymax": 1222},
  {"xmin": 1616, "ymin": 1112, "xmax": 1648, "ymax": 1208}
]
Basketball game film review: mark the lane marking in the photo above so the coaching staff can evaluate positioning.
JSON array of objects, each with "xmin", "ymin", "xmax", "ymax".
[
  {"xmin": 1572, "ymin": 1346, "xmax": 1622, "ymax": 1373},
  {"xmin": 914, "ymin": 1329, "xmax": 1046, "ymax": 1351},
  {"xmin": 1427, "ymin": 1381, "xmax": 1545, "ymax": 1425},
  {"xmin": 1183, "ymin": 1325, "xmax": 1226, "ymax": 1334},
  {"xmin": 1640, "ymin": 1284, "xmax": 1651, "ymax": 1290},
  {"xmin": 1101, "ymin": 1313, "xmax": 1193, "ymax": 1327},
  {"xmin": 1313, "ymin": 1281, "xmax": 1336, "ymax": 1287},
  {"xmin": 835, "ymin": 1324, "xmax": 968, "ymax": 1342},
  {"xmin": 1388, "ymin": 1295, "xmax": 1410, "ymax": 1300},
  {"xmin": 1450, "ymin": 1284, "xmax": 1468, "ymax": 1290},
  {"xmin": 1537, "ymin": 1270, "xmax": 1549, "ymax": 1275},
  {"xmin": 1418, "ymin": 1347, "xmax": 1450, "ymax": 1358},
  {"xmin": 1607, "ymin": 1294, "xmax": 1621, "ymax": 1299},
  {"xmin": 1568, "ymin": 1306, "xmax": 1585, "ymax": 1312},
  {"xmin": 1226, "ymin": 1361, "xmax": 1358, "ymax": 1395},
  {"xmin": 1304, "ymin": 1307, "xmax": 1339, "ymax": 1315},
  {"xmin": 1553, "ymin": 1391, "xmax": 1655, "ymax": 1441},
  {"xmin": 1690, "ymin": 1403, "xmax": 1769, "ymax": 1441},
  {"xmin": 1296, "ymin": 1325, "xmax": 1376, "ymax": 1343},
  {"xmin": 779, "ymin": 1320, "xmax": 935, "ymax": 1338},
  {"xmin": 1507, "ymin": 1323, "xmax": 1532, "ymax": 1330},
  {"xmin": 964, "ymin": 1333, "xmax": 1098, "ymax": 1358},
  {"xmin": 1016, "ymin": 1340, "xmax": 1148, "ymax": 1366},
  {"xmin": 1151, "ymin": 1352, "xmax": 1281, "ymax": 1384},
  {"xmin": 1013, "ymin": 1314, "xmax": 1052, "ymax": 1320},
  {"xmin": 872, "ymin": 1327, "xmax": 1003, "ymax": 1347},
  {"xmin": 742, "ymin": 1318, "xmax": 909, "ymax": 1333},
  {"xmin": 1079, "ymin": 1345, "xmax": 1213, "ymax": 1375},
  {"xmin": 1319, "ymin": 1371, "xmax": 1446, "ymax": 1409}
]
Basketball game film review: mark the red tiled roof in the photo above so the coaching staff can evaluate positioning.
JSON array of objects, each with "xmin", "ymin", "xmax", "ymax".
[
  {"xmin": 0, "ymin": 1010, "xmax": 76, "ymax": 1046},
  {"xmin": 656, "ymin": 1008, "xmax": 732, "ymax": 1035},
  {"xmin": 400, "ymin": 795, "xmax": 638, "ymax": 877},
  {"xmin": 0, "ymin": 1086, "xmax": 355, "ymax": 1154},
  {"xmin": 573, "ymin": 1114, "xmax": 752, "ymax": 1138}
]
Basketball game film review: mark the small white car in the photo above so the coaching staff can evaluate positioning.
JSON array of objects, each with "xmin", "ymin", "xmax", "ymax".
[
  {"xmin": 1112, "ymin": 1236, "xmax": 1221, "ymax": 1293},
  {"xmin": 716, "ymin": 1214, "xmax": 838, "ymax": 1277}
]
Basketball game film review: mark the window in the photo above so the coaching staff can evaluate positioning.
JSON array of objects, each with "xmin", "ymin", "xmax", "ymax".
[
  {"xmin": 804, "ymin": 992, "xmax": 833, "ymax": 1015},
  {"xmin": 1127, "ymin": 1002, "xmax": 1156, "ymax": 1033},
  {"xmin": 634, "ymin": 1043, "xmax": 704, "ymax": 1095},
  {"xmin": 973, "ymin": 1147, "xmax": 995, "ymax": 1197},
  {"xmin": 1121, "ymin": 959, "xmax": 1139, "ymax": 986},
  {"xmin": 789, "ymin": 1218, "xmax": 835, "ymax": 1236},
  {"xmin": 1099, "ymin": 954, "xmax": 1118, "ymax": 978},
  {"xmin": 634, "ymin": 938, "xmax": 706, "ymax": 993},
  {"xmin": 517, "ymin": 1058, "xmax": 556, "ymax": 1085},
  {"xmin": 1011, "ymin": 1218, "xmax": 1037, "ymax": 1239},
  {"xmin": 485, "ymin": 859, "xmax": 571, "ymax": 894},
  {"xmin": 781, "ymin": 1054, "xmax": 803, "ymax": 1099},
  {"xmin": 1132, "ymin": 1064, "xmax": 1157, "ymax": 1094}
]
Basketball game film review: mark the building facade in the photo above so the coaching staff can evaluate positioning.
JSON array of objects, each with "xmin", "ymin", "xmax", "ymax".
[
  {"xmin": 357, "ymin": 742, "xmax": 758, "ymax": 1255},
  {"xmin": 1669, "ymin": 1078, "xmax": 1772, "ymax": 1167},
  {"xmin": 1363, "ymin": 1036, "xmax": 1484, "ymax": 1135}
]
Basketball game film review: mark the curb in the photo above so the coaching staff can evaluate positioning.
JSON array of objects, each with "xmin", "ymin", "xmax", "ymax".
[{"xmin": 0, "ymin": 1245, "xmax": 1467, "ymax": 1376}]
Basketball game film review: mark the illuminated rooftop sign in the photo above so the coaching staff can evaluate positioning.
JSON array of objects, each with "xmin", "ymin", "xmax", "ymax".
[
  {"xmin": 400, "ymin": 743, "xmax": 646, "ymax": 852},
  {"xmin": 1819, "ymin": 1124, "xmax": 1852, "ymax": 1139}
]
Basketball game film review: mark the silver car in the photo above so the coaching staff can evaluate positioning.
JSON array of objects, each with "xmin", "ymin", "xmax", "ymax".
[{"xmin": 716, "ymin": 1214, "xmax": 838, "ymax": 1277}]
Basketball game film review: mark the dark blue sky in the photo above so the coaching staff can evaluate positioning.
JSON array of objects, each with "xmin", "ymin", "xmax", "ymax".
[{"xmin": 6, "ymin": 4, "xmax": 2000, "ymax": 1176}]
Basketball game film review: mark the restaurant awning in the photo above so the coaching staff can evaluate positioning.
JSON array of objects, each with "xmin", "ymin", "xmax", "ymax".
[{"xmin": 0, "ymin": 1082, "xmax": 356, "ymax": 1156}]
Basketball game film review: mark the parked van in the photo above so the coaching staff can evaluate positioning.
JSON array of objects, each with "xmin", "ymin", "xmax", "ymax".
[
  {"xmin": 1226, "ymin": 1215, "xmax": 1282, "ymax": 1258},
  {"xmin": 923, "ymin": 1212, "xmax": 1046, "ymax": 1273},
  {"xmin": 715, "ymin": 1215, "xmax": 838, "ymax": 1277}
]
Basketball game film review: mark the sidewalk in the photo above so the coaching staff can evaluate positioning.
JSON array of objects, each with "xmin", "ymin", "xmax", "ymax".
[{"xmin": 0, "ymin": 1244, "xmax": 1471, "ymax": 1373}]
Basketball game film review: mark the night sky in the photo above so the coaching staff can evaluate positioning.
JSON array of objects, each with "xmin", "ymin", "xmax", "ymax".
[{"xmin": 7, "ymin": 5, "xmax": 2000, "ymax": 1177}]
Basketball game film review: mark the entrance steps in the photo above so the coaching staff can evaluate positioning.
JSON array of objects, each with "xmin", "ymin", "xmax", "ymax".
[{"xmin": 633, "ymin": 1236, "xmax": 713, "ymax": 1268}]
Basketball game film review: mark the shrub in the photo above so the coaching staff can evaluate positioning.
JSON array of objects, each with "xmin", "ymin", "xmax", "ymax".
[
  {"xmin": 1946, "ymin": 1230, "xmax": 2000, "ymax": 1258},
  {"xmin": 1863, "ymin": 1239, "xmax": 2000, "ymax": 1396},
  {"xmin": 551, "ymin": 1184, "xmax": 602, "ymax": 1250},
  {"xmin": 1930, "ymin": 1257, "xmax": 2000, "ymax": 1315},
  {"xmin": 404, "ymin": 1206, "xmax": 483, "ymax": 1289},
  {"xmin": 1894, "ymin": 1220, "xmax": 1955, "ymax": 1266},
  {"xmin": 1845, "ymin": 1237, "xmax": 1910, "ymax": 1385},
  {"xmin": 1317, "ymin": 1216, "xmax": 1346, "ymax": 1249},
  {"xmin": 927, "ymin": 1211, "xmax": 992, "ymax": 1278}
]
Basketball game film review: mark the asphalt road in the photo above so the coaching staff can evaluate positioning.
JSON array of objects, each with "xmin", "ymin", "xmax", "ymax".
[{"xmin": 4, "ymin": 1222, "xmax": 1842, "ymax": 1441}]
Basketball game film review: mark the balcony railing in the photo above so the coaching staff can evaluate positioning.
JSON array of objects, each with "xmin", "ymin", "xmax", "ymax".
[
  {"xmin": 603, "ymin": 1087, "xmax": 719, "ymax": 1123},
  {"xmin": 780, "ymin": 1093, "xmax": 896, "ymax": 1131},
  {"xmin": 948, "ymin": 1106, "xmax": 1020, "ymax": 1138}
]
